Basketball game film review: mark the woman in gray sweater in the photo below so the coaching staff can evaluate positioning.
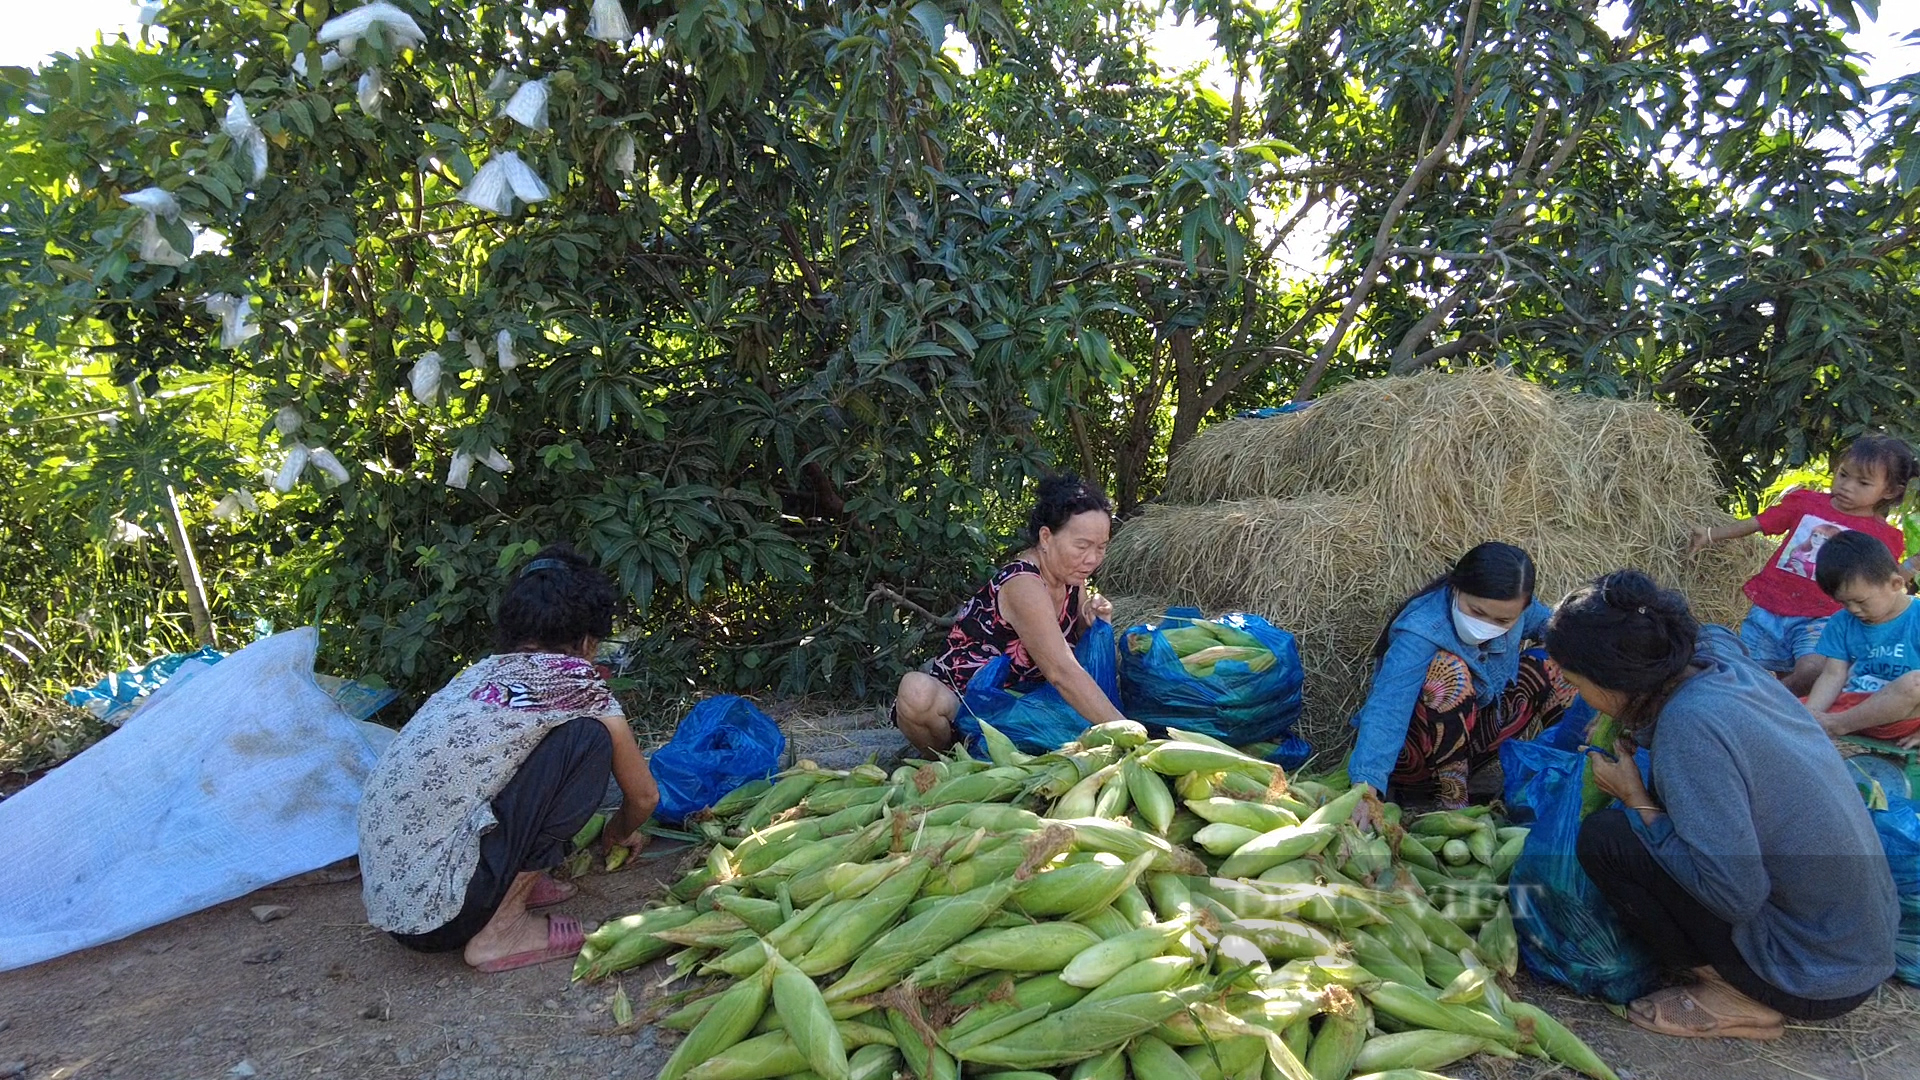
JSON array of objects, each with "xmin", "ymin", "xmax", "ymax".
[{"xmin": 1546, "ymin": 570, "xmax": 1896, "ymax": 1039}]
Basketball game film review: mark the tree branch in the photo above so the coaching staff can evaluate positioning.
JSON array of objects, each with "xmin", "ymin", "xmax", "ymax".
[
  {"xmin": 1293, "ymin": 0, "xmax": 1485, "ymax": 402},
  {"xmin": 1398, "ymin": 332, "xmax": 1492, "ymax": 373},
  {"xmin": 826, "ymin": 585, "xmax": 957, "ymax": 627}
]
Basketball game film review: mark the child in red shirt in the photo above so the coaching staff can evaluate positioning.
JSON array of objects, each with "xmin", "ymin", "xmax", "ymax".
[{"xmin": 1691, "ymin": 435, "xmax": 1915, "ymax": 695}]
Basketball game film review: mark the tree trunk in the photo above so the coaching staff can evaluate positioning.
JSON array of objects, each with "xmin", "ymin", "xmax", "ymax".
[
  {"xmin": 128, "ymin": 381, "xmax": 217, "ymax": 648},
  {"xmin": 1166, "ymin": 328, "xmax": 1205, "ymax": 454},
  {"xmin": 158, "ymin": 484, "xmax": 217, "ymax": 649}
]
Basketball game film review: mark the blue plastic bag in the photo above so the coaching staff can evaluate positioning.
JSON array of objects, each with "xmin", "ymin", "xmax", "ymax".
[
  {"xmin": 64, "ymin": 646, "xmax": 226, "ymax": 724},
  {"xmin": 652, "ymin": 695, "xmax": 786, "ymax": 825},
  {"xmin": 1501, "ymin": 736, "xmax": 1660, "ymax": 1003},
  {"xmin": 1119, "ymin": 610, "xmax": 1305, "ymax": 745},
  {"xmin": 1868, "ymin": 794, "xmax": 1920, "ymax": 986},
  {"xmin": 1263, "ymin": 732, "xmax": 1314, "ymax": 771},
  {"xmin": 955, "ymin": 620, "xmax": 1120, "ymax": 756}
]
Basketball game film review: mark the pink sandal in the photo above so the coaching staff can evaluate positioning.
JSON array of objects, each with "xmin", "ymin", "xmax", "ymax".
[
  {"xmin": 474, "ymin": 914, "xmax": 585, "ymax": 973},
  {"xmin": 527, "ymin": 873, "xmax": 577, "ymax": 909}
]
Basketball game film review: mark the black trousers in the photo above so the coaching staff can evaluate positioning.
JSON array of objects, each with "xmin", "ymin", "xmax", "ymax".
[
  {"xmin": 1575, "ymin": 808, "xmax": 1874, "ymax": 1021},
  {"xmin": 391, "ymin": 716, "xmax": 612, "ymax": 952}
]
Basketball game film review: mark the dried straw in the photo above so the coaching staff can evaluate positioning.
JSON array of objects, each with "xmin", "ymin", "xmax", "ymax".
[{"xmin": 1107, "ymin": 370, "xmax": 1766, "ymax": 751}]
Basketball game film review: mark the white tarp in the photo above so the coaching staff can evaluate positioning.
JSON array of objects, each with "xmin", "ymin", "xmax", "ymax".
[{"xmin": 0, "ymin": 629, "xmax": 394, "ymax": 971}]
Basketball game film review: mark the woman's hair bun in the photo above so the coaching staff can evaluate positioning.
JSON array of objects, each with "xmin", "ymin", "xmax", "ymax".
[
  {"xmin": 1027, "ymin": 472, "xmax": 1112, "ymax": 544},
  {"xmin": 1597, "ymin": 569, "xmax": 1660, "ymax": 612}
]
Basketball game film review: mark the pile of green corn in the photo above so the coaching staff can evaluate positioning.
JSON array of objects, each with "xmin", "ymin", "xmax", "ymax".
[
  {"xmin": 575, "ymin": 720, "xmax": 1618, "ymax": 1080},
  {"xmin": 1128, "ymin": 621, "xmax": 1277, "ymax": 677}
]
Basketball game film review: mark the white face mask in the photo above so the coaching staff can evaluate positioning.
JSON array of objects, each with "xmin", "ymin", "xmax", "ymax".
[{"xmin": 1452, "ymin": 604, "xmax": 1510, "ymax": 645}]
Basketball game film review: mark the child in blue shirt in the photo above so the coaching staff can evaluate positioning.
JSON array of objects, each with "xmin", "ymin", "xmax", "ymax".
[{"xmin": 1804, "ymin": 530, "xmax": 1920, "ymax": 747}]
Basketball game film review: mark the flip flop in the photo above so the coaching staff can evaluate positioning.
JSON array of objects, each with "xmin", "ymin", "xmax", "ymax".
[
  {"xmin": 527, "ymin": 873, "xmax": 577, "ymax": 909},
  {"xmin": 473, "ymin": 915, "xmax": 585, "ymax": 974},
  {"xmin": 1626, "ymin": 984, "xmax": 1785, "ymax": 1041}
]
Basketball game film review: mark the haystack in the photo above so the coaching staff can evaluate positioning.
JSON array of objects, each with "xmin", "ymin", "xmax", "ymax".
[{"xmin": 1105, "ymin": 370, "xmax": 1762, "ymax": 752}]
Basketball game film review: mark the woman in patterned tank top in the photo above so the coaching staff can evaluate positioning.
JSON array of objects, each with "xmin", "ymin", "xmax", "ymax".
[{"xmin": 893, "ymin": 474, "xmax": 1126, "ymax": 753}]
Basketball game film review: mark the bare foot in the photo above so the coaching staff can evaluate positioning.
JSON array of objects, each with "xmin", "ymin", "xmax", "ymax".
[
  {"xmin": 462, "ymin": 908, "xmax": 558, "ymax": 968},
  {"xmin": 462, "ymin": 871, "xmax": 555, "ymax": 969}
]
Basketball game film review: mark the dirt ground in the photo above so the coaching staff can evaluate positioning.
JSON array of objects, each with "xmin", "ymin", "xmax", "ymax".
[
  {"xmin": 4, "ymin": 707, "xmax": 1918, "ymax": 1080},
  {"xmin": 3, "ymin": 848, "xmax": 1918, "ymax": 1080}
]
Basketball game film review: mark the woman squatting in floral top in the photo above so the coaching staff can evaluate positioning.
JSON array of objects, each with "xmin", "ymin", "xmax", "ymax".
[{"xmin": 892, "ymin": 473, "xmax": 1125, "ymax": 754}]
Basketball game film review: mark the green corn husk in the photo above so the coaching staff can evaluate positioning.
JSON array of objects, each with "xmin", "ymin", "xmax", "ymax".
[
  {"xmin": 822, "ymin": 877, "xmax": 1018, "ymax": 1002},
  {"xmin": 1507, "ymin": 1000, "xmax": 1621, "ymax": 1080},
  {"xmin": 709, "ymin": 777, "xmax": 776, "ymax": 818},
  {"xmin": 1128, "ymin": 1034, "xmax": 1204, "ymax": 1080},
  {"xmin": 658, "ymin": 964, "xmax": 775, "ymax": 1080},
  {"xmin": 1352, "ymin": 1030, "xmax": 1501, "ymax": 1074},
  {"xmin": 954, "ymin": 987, "xmax": 1207, "ymax": 1069},
  {"xmin": 1305, "ymin": 1000, "xmax": 1371, "ymax": 1080}
]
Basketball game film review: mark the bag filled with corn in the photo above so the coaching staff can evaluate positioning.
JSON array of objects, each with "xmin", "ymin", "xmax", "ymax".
[
  {"xmin": 578, "ymin": 719, "xmax": 1619, "ymax": 1080},
  {"xmin": 1121, "ymin": 611, "xmax": 1306, "ymax": 751}
]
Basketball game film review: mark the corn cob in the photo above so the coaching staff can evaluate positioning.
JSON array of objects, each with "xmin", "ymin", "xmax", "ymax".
[
  {"xmin": 573, "ymin": 905, "xmax": 699, "ymax": 980},
  {"xmin": 1078, "ymin": 954, "xmax": 1197, "ymax": 1004},
  {"xmin": 793, "ymin": 855, "xmax": 934, "ymax": 976},
  {"xmin": 807, "ymin": 799, "xmax": 890, "ymax": 839},
  {"xmin": 799, "ymin": 782, "xmax": 892, "ymax": 817},
  {"xmin": 1194, "ymin": 822, "xmax": 1264, "ymax": 856},
  {"xmin": 975, "ymin": 719, "xmax": 1031, "ymax": 767},
  {"xmin": 733, "ymin": 821, "xmax": 827, "ymax": 877},
  {"xmin": 1067, "ymin": 1046, "xmax": 1126, "ymax": 1080},
  {"xmin": 714, "ymin": 894, "xmax": 785, "ymax": 935},
  {"xmin": 1407, "ymin": 810, "xmax": 1484, "ymax": 838},
  {"xmin": 1466, "ymin": 823, "xmax": 1498, "ymax": 867},
  {"xmin": 1060, "ymin": 920, "xmax": 1186, "ymax": 986},
  {"xmin": 1128, "ymin": 1035, "xmax": 1205, "ymax": 1080},
  {"xmin": 1185, "ymin": 797, "xmax": 1301, "ymax": 833},
  {"xmin": 846, "ymin": 1045, "xmax": 899, "ymax": 1080},
  {"xmin": 1078, "ymin": 719, "xmax": 1149, "ymax": 748},
  {"xmin": 1231, "ymin": 916, "xmax": 1339, "ymax": 962},
  {"xmin": 886, "ymin": 1007, "xmax": 958, "ymax": 1080},
  {"xmin": 1304, "ymin": 998, "xmax": 1370, "ymax": 1080},
  {"xmin": 659, "ymin": 963, "xmax": 775, "ymax": 1080},
  {"xmin": 1580, "ymin": 714, "xmax": 1624, "ymax": 816},
  {"xmin": 822, "ymin": 877, "xmax": 1018, "ymax": 1002},
  {"xmin": 1299, "ymin": 784, "xmax": 1366, "ymax": 828},
  {"xmin": 921, "ymin": 840, "xmax": 1029, "ymax": 897},
  {"xmin": 1506, "ymin": 1000, "xmax": 1621, "ymax": 1080},
  {"xmin": 1490, "ymin": 832, "xmax": 1527, "ymax": 880},
  {"xmin": 768, "ymin": 953, "xmax": 847, "ymax": 1080},
  {"xmin": 945, "ymin": 921, "xmax": 1104, "ymax": 972},
  {"xmin": 1053, "ymin": 763, "xmax": 1121, "ymax": 818},
  {"xmin": 942, "ymin": 1002, "xmax": 1055, "ymax": 1055},
  {"xmin": 1180, "ymin": 1035, "xmax": 1266, "ymax": 1080},
  {"xmin": 1477, "ymin": 900, "xmax": 1518, "ymax": 977},
  {"xmin": 1126, "ymin": 756, "xmax": 1178, "ymax": 833},
  {"xmin": 1060, "ymin": 817, "xmax": 1206, "ymax": 874},
  {"xmin": 1352, "ymin": 1030, "xmax": 1497, "ymax": 1073},
  {"xmin": 709, "ymin": 777, "xmax": 775, "ymax": 818},
  {"xmin": 1011, "ymin": 851, "xmax": 1143, "ymax": 918},
  {"xmin": 1362, "ymin": 983, "xmax": 1519, "ymax": 1047},
  {"xmin": 740, "ymin": 770, "xmax": 828, "ymax": 833},
  {"xmin": 682, "ymin": 1029, "xmax": 808, "ymax": 1080},
  {"xmin": 915, "ymin": 767, "xmax": 1032, "ymax": 809},
  {"xmin": 1092, "ymin": 766, "xmax": 1132, "ymax": 818},
  {"xmin": 1217, "ymin": 823, "xmax": 1339, "ymax": 879},
  {"xmin": 953, "ymin": 987, "xmax": 1206, "ymax": 1069},
  {"xmin": 1280, "ymin": 1015, "xmax": 1314, "ymax": 1066},
  {"xmin": 1139, "ymin": 742, "xmax": 1283, "ymax": 782}
]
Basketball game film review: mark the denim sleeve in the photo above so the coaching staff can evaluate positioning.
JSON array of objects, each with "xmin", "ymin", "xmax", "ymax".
[{"xmin": 1347, "ymin": 631, "xmax": 1437, "ymax": 791}]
